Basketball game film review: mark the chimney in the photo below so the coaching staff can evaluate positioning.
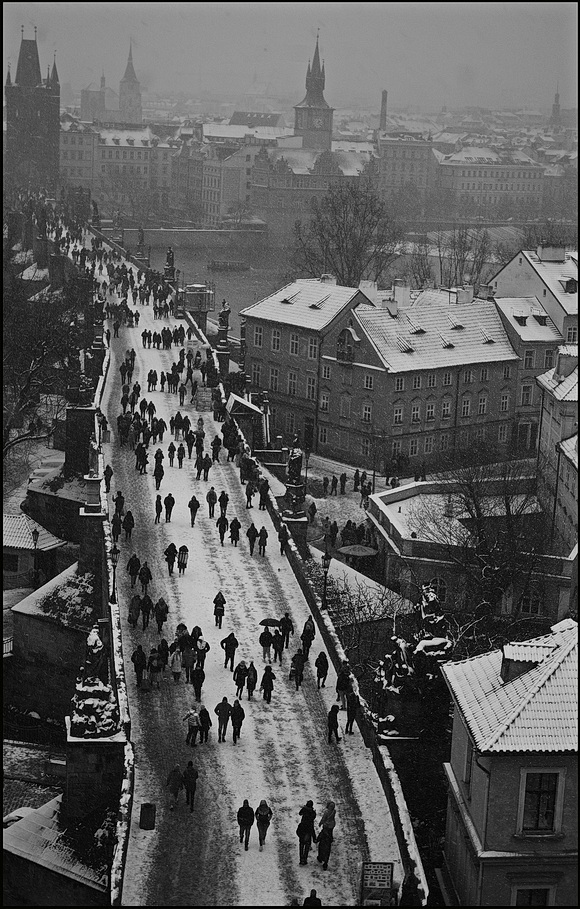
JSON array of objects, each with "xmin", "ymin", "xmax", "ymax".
[
  {"xmin": 358, "ymin": 280, "xmax": 379, "ymax": 305},
  {"xmin": 394, "ymin": 279, "xmax": 411, "ymax": 309},
  {"xmin": 456, "ymin": 285, "xmax": 474, "ymax": 304},
  {"xmin": 320, "ymin": 274, "xmax": 337, "ymax": 285},
  {"xmin": 536, "ymin": 244, "xmax": 566, "ymax": 263},
  {"xmin": 500, "ymin": 645, "xmax": 538, "ymax": 684},
  {"xmin": 554, "ymin": 347, "xmax": 578, "ymax": 382},
  {"xmin": 380, "ymin": 90, "xmax": 388, "ymax": 131}
]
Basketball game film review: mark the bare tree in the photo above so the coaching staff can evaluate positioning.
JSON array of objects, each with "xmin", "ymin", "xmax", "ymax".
[
  {"xmin": 291, "ymin": 182, "xmax": 403, "ymax": 287},
  {"xmin": 409, "ymin": 234, "xmax": 434, "ymax": 288}
]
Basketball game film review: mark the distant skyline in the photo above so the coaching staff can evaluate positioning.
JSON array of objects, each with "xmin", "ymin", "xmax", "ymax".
[{"xmin": 3, "ymin": 2, "xmax": 578, "ymax": 112}]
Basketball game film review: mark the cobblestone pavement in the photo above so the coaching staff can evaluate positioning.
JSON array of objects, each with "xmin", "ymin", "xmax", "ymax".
[{"xmin": 94, "ymin": 253, "xmax": 403, "ymax": 906}]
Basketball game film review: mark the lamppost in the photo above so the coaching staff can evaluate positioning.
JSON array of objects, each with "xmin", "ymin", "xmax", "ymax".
[
  {"xmin": 110, "ymin": 543, "xmax": 120, "ymax": 604},
  {"xmin": 31, "ymin": 527, "xmax": 39, "ymax": 587},
  {"xmin": 321, "ymin": 544, "xmax": 331, "ymax": 609}
]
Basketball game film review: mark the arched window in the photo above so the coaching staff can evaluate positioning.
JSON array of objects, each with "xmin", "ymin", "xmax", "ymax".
[
  {"xmin": 429, "ymin": 577, "xmax": 447, "ymax": 604},
  {"xmin": 520, "ymin": 588, "xmax": 542, "ymax": 615}
]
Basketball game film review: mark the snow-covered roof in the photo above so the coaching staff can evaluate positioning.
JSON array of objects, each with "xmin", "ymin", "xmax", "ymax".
[
  {"xmin": 558, "ymin": 433, "xmax": 578, "ymax": 470},
  {"xmin": 266, "ymin": 147, "xmax": 373, "ymax": 177},
  {"xmin": 202, "ymin": 123, "xmax": 293, "ymax": 140},
  {"xmin": 240, "ymin": 279, "xmax": 373, "ymax": 331},
  {"xmin": 536, "ymin": 359, "xmax": 578, "ymax": 402},
  {"xmin": 3, "ymin": 514, "xmax": 67, "ymax": 552},
  {"xmin": 495, "ymin": 297, "xmax": 563, "ymax": 342},
  {"xmin": 442, "ymin": 619, "xmax": 577, "ymax": 753},
  {"xmin": 520, "ymin": 249, "xmax": 578, "ymax": 317}
]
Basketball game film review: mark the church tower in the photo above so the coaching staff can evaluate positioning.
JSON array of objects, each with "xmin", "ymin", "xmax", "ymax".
[
  {"xmin": 550, "ymin": 83, "xmax": 561, "ymax": 127},
  {"xmin": 294, "ymin": 35, "xmax": 333, "ymax": 150},
  {"xmin": 119, "ymin": 43, "xmax": 142, "ymax": 125},
  {"xmin": 5, "ymin": 28, "xmax": 60, "ymax": 187}
]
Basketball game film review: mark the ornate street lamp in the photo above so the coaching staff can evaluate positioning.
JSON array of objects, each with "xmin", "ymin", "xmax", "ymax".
[
  {"xmin": 31, "ymin": 527, "xmax": 40, "ymax": 587},
  {"xmin": 110, "ymin": 543, "xmax": 120, "ymax": 604},
  {"xmin": 321, "ymin": 544, "xmax": 332, "ymax": 610}
]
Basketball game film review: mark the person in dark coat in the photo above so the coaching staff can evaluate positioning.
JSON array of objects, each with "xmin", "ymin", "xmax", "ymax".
[
  {"xmin": 336, "ymin": 662, "xmax": 352, "ymax": 709},
  {"xmin": 330, "ymin": 475, "xmax": 338, "ymax": 496},
  {"xmin": 259, "ymin": 628, "xmax": 273, "ymax": 662},
  {"xmin": 258, "ymin": 526, "xmax": 268, "ymax": 556},
  {"xmin": 246, "ymin": 522, "xmax": 258, "ymax": 555},
  {"xmin": 153, "ymin": 462, "xmax": 164, "ymax": 490},
  {"xmin": 339, "ymin": 472, "xmax": 347, "ymax": 494},
  {"xmin": 182, "ymin": 645, "xmax": 195, "ymax": 684},
  {"xmin": 316, "ymin": 827, "xmax": 333, "ymax": 870},
  {"xmin": 182, "ymin": 761, "xmax": 199, "ymax": 812},
  {"xmin": 158, "ymin": 638, "xmax": 169, "ymax": 671},
  {"xmin": 198, "ymin": 703, "xmax": 212, "ymax": 742},
  {"xmin": 237, "ymin": 799, "xmax": 255, "ymax": 850},
  {"xmin": 345, "ymin": 690, "xmax": 359, "ymax": 734},
  {"xmin": 126, "ymin": 554, "xmax": 140, "ymax": 588},
  {"xmin": 166, "ymin": 764, "xmax": 184, "ymax": 809},
  {"xmin": 291, "ymin": 648, "xmax": 306, "ymax": 691},
  {"xmin": 191, "ymin": 664, "xmax": 205, "ymax": 702},
  {"xmin": 141, "ymin": 594, "xmax": 153, "ymax": 630},
  {"xmin": 353, "ymin": 469, "xmax": 360, "ymax": 492},
  {"xmin": 177, "ymin": 442, "xmax": 186, "ymax": 468},
  {"xmin": 303, "ymin": 889, "xmax": 322, "ymax": 906},
  {"xmin": 164, "ymin": 493, "xmax": 175, "ymax": 522},
  {"xmin": 315, "ymin": 652, "xmax": 329, "ymax": 689},
  {"xmin": 328, "ymin": 704, "xmax": 341, "ymax": 743},
  {"xmin": 128, "ymin": 594, "xmax": 141, "ymax": 628},
  {"xmin": 103, "ymin": 464, "xmax": 113, "ymax": 493},
  {"xmin": 221, "ymin": 632, "xmax": 239, "ymax": 671},
  {"xmin": 231, "ymin": 699, "xmax": 245, "ymax": 744},
  {"xmin": 131, "ymin": 644, "xmax": 147, "ymax": 687},
  {"xmin": 218, "ymin": 490, "xmax": 229, "ymax": 516},
  {"xmin": 164, "ymin": 542, "xmax": 178, "ymax": 575},
  {"xmin": 280, "ymin": 612, "xmax": 294, "ymax": 649},
  {"xmin": 297, "ymin": 800, "xmax": 317, "ymax": 865},
  {"xmin": 211, "ymin": 435, "xmax": 222, "ymax": 462},
  {"xmin": 155, "ymin": 494, "xmax": 163, "ymax": 524},
  {"xmin": 167, "ymin": 441, "xmax": 176, "ymax": 467},
  {"xmin": 216, "ymin": 514, "xmax": 229, "ymax": 546},
  {"xmin": 138, "ymin": 561, "xmax": 152, "ymax": 595},
  {"xmin": 202, "ymin": 454, "xmax": 212, "ymax": 481},
  {"xmin": 206, "ymin": 486, "xmax": 217, "ymax": 517},
  {"xmin": 194, "ymin": 636, "xmax": 210, "ymax": 669},
  {"xmin": 188, "ymin": 495, "xmax": 200, "ymax": 527},
  {"xmin": 215, "ymin": 696, "xmax": 233, "ymax": 742},
  {"xmin": 255, "ymin": 800, "xmax": 273, "ymax": 851},
  {"xmin": 213, "ymin": 591, "xmax": 226, "ymax": 628},
  {"xmin": 154, "ymin": 597, "xmax": 169, "ymax": 633},
  {"xmin": 301, "ymin": 617, "xmax": 316, "ymax": 659},
  {"xmin": 258, "ymin": 478, "xmax": 270, "ymax": 510},
  {"xmin": 122, "ymin": 510, "xmax": 135, "ymax": 541},
  {"xmin": 233, "ymin": 660, "xmax": 248, "ymax": 698},
  {"xmin": 278, "ymin": 523, "xmax": 290, "ymax": 555},
  {"xmin": 272, "ymin": 630, "xmax": 284, "ymax": 664},
  {"xmin": 246, "ymin": 661, "xmax": 258, "ymax": 700},
  {"xmin": 260, "ymin": 665, "xmax": 276, "ymax": 703},
  {"xmin": 111, "ymin": 511, "xmax": 122, "ymax": 543},
  {"xmin": 229, "ymin": 516, "xmax": 241, "ymax": 546}
]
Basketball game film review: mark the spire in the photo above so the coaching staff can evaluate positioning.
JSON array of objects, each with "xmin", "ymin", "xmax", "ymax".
[
  {"xmin": 100, "ymin": 70, "xmax": 106, "ymax": 90},
  {"xmin": 51, "ymin": 52, "xmax": 59, "ymax": 86},
  {"xmin": 15, "ymin": 29, "xmax": 42, "ymax": 86},
  {"xmin": 311, "ymin": 32, "xmax": 322, "ymax": 78},
  {"xmin": 121, "ymin": 40, "xmax": 138, "ymax": 83},
  {"xmin": 301, "ymin": 32, "xmax": 328, "ymax": 105},
  {"xmin": 5, "ymin": 63, "xmax": 11, "ymax": 87}
]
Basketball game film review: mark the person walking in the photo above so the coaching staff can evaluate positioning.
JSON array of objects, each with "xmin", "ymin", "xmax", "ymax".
[
  {"xmin": 336, "ymin": 662, "xmax": 352, "ymax": 709},
  {"xmin": 147, "ymin": 647, "xmax": 162, "ymax": 689},
  {"xmin": 328, "ymin": 704, "xmax": 341, "ymax": 743},
  {"xmin": 221, "ymin": 632, "xmax": 239, "ymax": 671},
  {"xmin": 213, "ymin": 591, "xmax": 226, "ymax": 628},
  {"xmin": 246, "ymin": 522, "xmax": 258, "ymax": 555},
  {"xmin": 194, "ymin": 636, "xmax": 210, "ymax": 669},
  {"xmin": 131, "ymin": 644, "xmax": 147, "ymax": 688},
  {"xmin": 233, "ymin": 659, "xmax": 248, "ymax": 698},
  {"xmin": 278, "ymin": 523, "xmax": 290, "ymax": 555},
  {"xmin": 258, "ymin": 526, "xmax": 268, "ymax": 556},
  {"xmin": 103, "ymin": 464, "xmax": 113, "ymax": 493},
  {"xmin": 246, "ymin": 660, "xmax": 258, "ymax": 700},
  {"xmin": 259, "ymin": 627, "xmax": 274, "ymax": 663},
  {"xmin": 330, "ymin": 475, "xmax": 338, "ymax": 496},
  {"xmin": 206, "ymin": 486, "xmax": 217, "ymax": 518},
  {"xmin": 297, "ymin": 800, "xmax": 317, "ymax": 865},
  {"xmin": 182, "ymin": 645, "xmax": 195, "ymax": 684},
  {"xmin": 122, "ymin": 510, "xmax": 135, "ymax": 542},
  {"xmin": 319, "ymin": 801, "xmax": 336, "ymax": 835},
  {"xmin": 280, "ymin": 612, "xmax": 294, "ymax": 649},
  {"xmin": 229, "ymin": 516, "xmax": 241, "ymax": 546},
  {"xmin": 202, "ymin": 453, "xmax": 212, "ymax": 481},
  {"xmin": 216, "ymin": 513, "xmax": 229, "ymax": 546},
  {"xmin": 260, "ymin": 665, "xmax": 276, "ymax": 703},
  {"xmin": 154, "ymin": 597, "xmax": 169, "ymax": 634},
  {"xmin": 126, "ymin": 553, "xmax": 141, "ymax": 588},
  {"xmin": 307, "ymin": 501, "xmax": 317, "ymax": 524},
  {"xmin": 182, "ymin": 761, "xmax": 199, "ymax": 813},
  {"xmin": 211, "ymin": 435, "xmax": 222, "ymax": 462},
  {"xmin": 128, "ymin": 594, "xmax": 141, "ymax": 629},
  {"xmin": 164, "ymin": 542, "xmax": 178, "ymax": 575},
  {"xmin": 177, "ymin": 442, "xmax": 186, "ymax": 468},
  {"xmin": 316, "ymin": 826, "xmax": 333, "ymax": 871},
  {"xmin": 183, "ymin": 706, "xmax": 201, "ymax": 746},
  {"xmin": 166, "ymin": 764, "xmax": 184, "ymax": 810},
  {"xmin": 315, "ymin": 651, "xmax": 329, "ymax": 689},
  {"xmin": 322, "ymin": 476, "xmax": 329, "ymax": 497},
  {"xmin": 170, "ymin": 646, "xmax": 183, "ymax": 683},
  {"xmin": 345, "ymin": 690, "xmax": 359, "ymax": 734},
  {"xmin": 188, "ymin": 495, "xmax": 200, "ymax": 527},
  {"xmin": 191, "ymin": 664, "xmax": 205, "ymax": 702},
  {"xmin": 255, "ymin": 800, "xmax": 273, "ymax": 852},
  {"xmin": 301, "ymin": 617, "xmax": 316, "ymax": 660},
  {"xmin": 272, "ymin": 629, "xmax": 284, "ymax": 664},
  {"xmin": 231, "ymin": 699, "xmax": 245, "ymax": 744},
  {"xmin": 198, "ymin": 703, "xmax": 212, "ymax": 742},
  {"xmin": 167, "ymin": 441, "xmax": 176, "ymax": 467},
  {"xmin": 303, "ymin": 889, "xmax": 322, "ymax": 906},
  {"xmin": 111, "ymin": 511, "xmax": 122, "ymax": 543},
  {"xmin": 237, "ymin": 799, "xmax": 255, "ymax": 851},
  {"xmin": 291, "ymin": 648, "xmax": 306, "ymax": 691},
  {"xmin": 154, "ymin": 494, "xmax": 163, "ymax": 524},
  {"xmin": 245, "ymin": 480, "xmax": 255, "ymax": 509},
  {"xmin": 215, "ymin": 696, "xmax": 233, "ymax": 743},
  {"xmin": 153, "ymin": 461, "xmax": 164, "ymax": 490},
  {"xmin": 138, "ymin": 561, "xmax": 152, "ymax": 595},
  {"xmin": 218, "ymin": 490, "xmax": 229, "ymax": 517},
  {"xmin": 339, "ymin": 472, "xmax": 347, "ymax": 495},
  {"xmin": 164, "ymin": 493, "xmax": 175, "ymax": 523},
  {"xmin": 140, "ymin": 594, "xmax": 153, "ymax": 630}
]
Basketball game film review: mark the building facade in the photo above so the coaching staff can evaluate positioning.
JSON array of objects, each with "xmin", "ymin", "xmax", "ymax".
[
  {"xmin": 438, "ymin": 147, "xmax": 544, "ymax": 216},
  {"xmin": 377, "ymin": 132, "xmax": 436, "ymax": 202}
]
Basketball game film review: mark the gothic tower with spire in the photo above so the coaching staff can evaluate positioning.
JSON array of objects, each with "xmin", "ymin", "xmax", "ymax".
[
  {"xmin": 5, "ymin": 29, "xmax": 60, "ymax": 187},
  {"xmin": 119, "ymin": 43, "xmax": 142, "ymax": 125},
  {"xmin": 294, "ymin": 35, "xmax": 333, "ymax": 150},
  {"xmin": 550, "ymin": 83, "xmax": 561, "ymax": 127}
]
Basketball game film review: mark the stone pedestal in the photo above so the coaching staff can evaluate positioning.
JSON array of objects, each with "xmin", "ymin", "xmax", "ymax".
[
  {"xmin": 164, "ymin": 265, "xmax": 176, "ymax": 282},
  {"xmin": 63, "ymin": 717, "xmax": 126, "ymax": 823},
  {"xmin": 49, "ymin": 254, "xmax": 65, "ymax": 289},
  {"xmin": 285, "ymin": 481, "xmax": 306, "ymax": 504},
  {"xmin": 282, "ymin": 512, "xmax": 309, "ymax": 547},
  {"xmin": 33, "ymin": 235, "xmax": 49, "ymax": 268}
]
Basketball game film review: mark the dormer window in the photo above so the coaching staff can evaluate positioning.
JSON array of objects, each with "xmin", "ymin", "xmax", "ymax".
[{"xmin": 337, "ymin": 327, "xmax": 357, "ymax": 363}]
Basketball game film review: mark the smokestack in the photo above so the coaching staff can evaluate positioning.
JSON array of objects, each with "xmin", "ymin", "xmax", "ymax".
[{"xmin": 380, "ymin": 90, "xmax": 388, "ymax": 131}]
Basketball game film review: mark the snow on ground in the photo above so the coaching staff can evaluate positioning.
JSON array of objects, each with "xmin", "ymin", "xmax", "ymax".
[{"xmin": 87, "ymin": 240, "xmax": 403, "ymax": 905}]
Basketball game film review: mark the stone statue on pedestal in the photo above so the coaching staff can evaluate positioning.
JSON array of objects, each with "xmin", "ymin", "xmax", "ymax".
[
  {"xmin": 287, "ymin": 438, "xmax": 303, "ymax": 484},
  {"xmin": 166, "ymin": 246, "xmax": 174, "ymax": 268},
  {"xmin": 218, "ymin": 299, "xmax": 231, "ymax": 330}
]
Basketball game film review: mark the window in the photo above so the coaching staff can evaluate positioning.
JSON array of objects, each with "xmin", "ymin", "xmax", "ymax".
[
  {"xmin": 322, "ymin": 363, "xmax": 331, "ymax": 380},
  {"xmin": 513, "ymin": 887, "xmax": 551, "ymax": 906},
  {"xmin": 286, "ymin": 411, "xmax": 295, "ymax": 434},
  {"xmin": 361, "ymin": 437, "xmax": 371, "ymax": 457},
  {"xmin": 480, "ymin": 367, "xmax": 489, "ymax": 382},
  {"xmin": 521, "ymin": 385, "xmax": 533, "ymax": 406},
  {"xmin": 427, "ymin": 373, "xmax": 437, "ymax": 388},
  {"xmin": 478, "ymin": 396, "xmax": 488, "ymax": 415},
  {"xmin": 426, "ymin": 403, "xmax": 435, "ymax": 421},
  {"xmin": 340, "ymin": 395, "xmax": 351, "ymax": 418},
  {"xmin": 306, "ymin": 377, "xmax": 316, "ymax": 401},
  {"xmin": 395, "ymin": 376, "xmax": 405, "ymax": 392},
  {"xmin": 521, "ymin": 588, "xmax": 542, "ymax": 615},
  {"xmin": 475, "ymin": 426, "xmax": 485, "ymax": 441},
  {"xmin": 269, "ymin": 367, "xmax": 279, "ymax": 392},
  {"xmin": 320, "ymin": 392, "xmax": 329, "ymax": 412},
  {"xmin": 308, "ymin": 337, "xmax": 319, "ymax": 360},
  {"xmin": 440, "ymin": 434, "xmax": 450, "ymax": 451},
  {"xmin": 318, "ymin": 425, "xmax": 328, "ymax": 444},
  {"xmin": 253, "ymin": 326, "xmax": 263, "ymax": 348},
  {"xmin": 362, "ymin": 404, "xmax": 372, "ymax": 423},
  {"xmin": 287, "ymin": 372, "xmax": 297, "ymax": 396},
  {"xmin": 463, "ymin": 369, "xmax": 474, "ymax": 384},
  {"xmin": 498, "ymin": 423, "xmax": 508, "ymax": 443},
  {"xmin": 364, "ymin": 374, "xmax": 374, "ymax": 391},
  {"xmin": 544, "ymin": 349, "xmax": 554, "ymax": 369},
  {"xmin": 290, "ymin": 333, "xmax": 299, "ymax": 356},
  {"xmin": 566, "ymin": 326, "xmax": 577, "ymax": 343},
  {"xmin": 504, "ymin": 365, "xmax": 511, "ymax": 380},
  {"xmin": 441, "ymin": 400, "xmax": 451, "ymax": 419},
  {"xmin": 443, "ymin": 371, "xmax": 452, "ymax": 387},
  {"xmin": 251, "ymin": 363, "xmax": 262, "ymax": 386},
  {"xmin": 409, "ymin": 438, "xmax": 419, "ymax": 457},
  {"xmin": 524, "ymin": 349, "xmax": 535, "ymax": 369},
  {"xmin": 424, "ymin": 436, "xmax": 434, "ymax": 454},
  {"xmin": 413, "ymin": 375, "xmax": 422, "ymax": 390},
  {"xmin": 392, "ymin": 440, "xmax": 402, "ymax": 457},
  {"xmin": 501, "ymin": 393, "xmax": 510, "ymax": 412},
  {"xmin": 271, "ymin": 329, "xmax": 281, "ymax": 351},
  {"xmin": 518, "ymin": 769, "xmax": 564, "ymax": 835},
  {"xmin": 461, "ymin": 398, "xmax": 471, "ymax": 417},
  {"xmin": 393, "ymin": 406, "xmax": 403, "ymax": 425},
  {"xmin": 411, "ymin": 404, "xmax": 421, "ymax": 423}
]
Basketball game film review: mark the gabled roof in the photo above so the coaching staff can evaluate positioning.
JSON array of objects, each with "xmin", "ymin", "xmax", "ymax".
[
  {"xmin": 354, "ymin": 297, "xmax": 519, "ymax": 373},
  {"xmin": 442, "ymin": 619, "xmax": 577, "ymax": 753},
  {"xmin": 558, "ymin": 433, "xmax": 578, "ymax": 470},
  {"xmin": 495, "ymin": 297, "xmax": 563, "ymax": 342},
  {"xmin": 519, "ymin": 249, "xmax": 578, "ymax": 317},
  {"xmin": 3, "ymin": 514, "xmax": 67, "ymax": 552},
  {"xmin": 240, "ymin": 279, "xmax": 373, "ymax": 331}
]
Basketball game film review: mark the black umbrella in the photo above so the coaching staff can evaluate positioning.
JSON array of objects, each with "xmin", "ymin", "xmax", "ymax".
[{"xmin": 259, "ymin": 618, "xmax": 281, "ymax": 627}]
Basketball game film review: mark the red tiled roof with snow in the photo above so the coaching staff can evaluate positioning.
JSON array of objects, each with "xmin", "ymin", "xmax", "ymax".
[{"xmin": 442, "ymin": 619, "xmax": 577, "ymax": 753}]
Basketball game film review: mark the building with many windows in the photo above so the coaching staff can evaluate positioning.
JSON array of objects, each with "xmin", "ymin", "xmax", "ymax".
[
  {"xmin": 377, "ymin": 131, "xmax": 436, "ymax": 202},
  {"xmin": 439, "ymin": 618, "xmax": 577, "ymax": 907},
  {"xmin": 438, "ymin": 146, "xmax": 544, "ymax": 216}
]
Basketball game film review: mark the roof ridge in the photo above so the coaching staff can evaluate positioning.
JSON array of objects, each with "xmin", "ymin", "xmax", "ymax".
[{"xmin": 482, "ymin": 632, "xmax": 577, "ymax": 751}]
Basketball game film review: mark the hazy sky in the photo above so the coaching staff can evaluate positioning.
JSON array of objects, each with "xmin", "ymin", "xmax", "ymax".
[{"xmin": 3, "ymin": 2, "xmax": 578, "ymax": 111}]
